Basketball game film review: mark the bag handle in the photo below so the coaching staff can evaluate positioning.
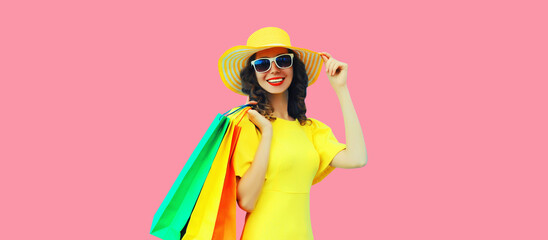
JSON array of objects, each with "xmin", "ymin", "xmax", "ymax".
[{"xmin": 223, "ymin": 104, "xmax": 254, "ymax": 116}]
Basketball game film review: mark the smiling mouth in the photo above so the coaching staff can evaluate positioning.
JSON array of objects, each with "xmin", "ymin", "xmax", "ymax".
[{"xmin": 267, "ymin": 77, "xmax": 284, "ymax": 86}]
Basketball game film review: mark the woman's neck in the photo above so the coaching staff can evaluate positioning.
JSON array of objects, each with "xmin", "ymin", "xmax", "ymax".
[{"xmin": 267, "ymin": 91, "xmax": 294, "ymax": 121}]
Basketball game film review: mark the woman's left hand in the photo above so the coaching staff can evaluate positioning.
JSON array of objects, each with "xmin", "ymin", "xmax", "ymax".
[{"xmin": 319, "ymin": 52, "xmax": 348, "ymax": 89}]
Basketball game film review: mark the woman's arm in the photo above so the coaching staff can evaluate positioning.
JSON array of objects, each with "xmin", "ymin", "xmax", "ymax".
[
  {"xmin": 320, "ymin": 52, "xmax": 368, "ymax": 169},
  {"xmin": 236, "ymin": 110, "xmax": 272, "ymax": 212}
]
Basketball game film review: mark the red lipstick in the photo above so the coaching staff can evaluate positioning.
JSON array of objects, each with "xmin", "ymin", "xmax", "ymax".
[{"xmin": 266, "ymin": 77, "xmax": 284, "ymax": 86}]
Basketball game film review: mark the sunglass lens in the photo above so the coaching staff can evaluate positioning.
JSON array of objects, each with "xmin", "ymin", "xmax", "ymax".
[
  {"xmin": 253, "ymin": 59, "xmax": 271, "ymax": 72},
  {"xmin": 276, "ymin": 55, "xmax": 292, "ymax": 68}
]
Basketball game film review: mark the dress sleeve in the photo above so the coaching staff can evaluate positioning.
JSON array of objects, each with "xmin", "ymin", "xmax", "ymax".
[
  {"xmin": 310, "ymin": 118, "xmax": 347, "ymax": 185},
  {"xmin": 232, "ymin": 113, "xmax": 261, "ymax": 178}
]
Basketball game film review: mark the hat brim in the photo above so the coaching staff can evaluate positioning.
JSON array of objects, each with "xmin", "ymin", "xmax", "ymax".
[{"xmin": 218, "ymin": 45, "xmax": 324, "ymax": 95}]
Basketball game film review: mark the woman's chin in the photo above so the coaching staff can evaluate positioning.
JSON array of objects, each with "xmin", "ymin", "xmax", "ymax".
[{"xmin": 266, "ymin": 88, "xmax": 288, "ymax": 95}]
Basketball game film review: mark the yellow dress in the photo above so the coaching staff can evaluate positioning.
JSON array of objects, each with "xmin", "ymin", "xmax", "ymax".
[{"xmin": 233, "ymin": 114, "xmax": 346, "ymax": 240}]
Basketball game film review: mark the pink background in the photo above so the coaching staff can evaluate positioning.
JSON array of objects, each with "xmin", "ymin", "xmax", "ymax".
[{"xmin": 1, "ymin": 0, "xmax": 547, "ymax": 239}]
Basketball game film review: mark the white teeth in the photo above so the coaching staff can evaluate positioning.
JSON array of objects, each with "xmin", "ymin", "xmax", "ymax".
[{"xmin": 268, "ymin": 78, "xmax": 283, "ymax": 83}]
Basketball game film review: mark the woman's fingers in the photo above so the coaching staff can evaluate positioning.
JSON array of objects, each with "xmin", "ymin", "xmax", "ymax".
[
  {"xmin": 330, "ymin": 60, "xmax": 337, "ymax": 75},
  {"xmin": 327, "ymin": 59, "xmax": 334, "ymax": 75},
  {"xmin": 320, "ymin": 52, "xmax": 344, "ymax": 76},
  {"xmin": 320, "ymin": 52, "xmax": 334, "ymax": 75},
  {"xmin": 331, "ymin": 60, "xmax": 345, "ymax": 76},
  {"xmin": 319, "ymin": 52, "xmax": 330, "ymax": 61},
  {"xmin": 319, "ymin": 52, "xmax": 332, "ymax": 58},
  {"xmin": 247, "ymin": 109, "xmax": 271, "ymax": 132},
  {"xmin": 321, "ymin": 54, "xmax": 329, "ymax": 62}
]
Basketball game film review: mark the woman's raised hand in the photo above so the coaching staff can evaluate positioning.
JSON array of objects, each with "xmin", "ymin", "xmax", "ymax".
[{"xmin": 319, "ymin": 52, "xmax": 348, "ymax": 89}]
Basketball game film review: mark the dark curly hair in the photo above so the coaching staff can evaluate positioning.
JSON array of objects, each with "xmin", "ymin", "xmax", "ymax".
[{"xmin": 240, "ymin": 49, "xmax": 311, "ymax": 126}]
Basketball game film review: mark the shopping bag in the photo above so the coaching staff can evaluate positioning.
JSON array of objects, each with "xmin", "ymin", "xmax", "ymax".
[
  {"xmin": 182, "ymin": 106, "xmax": 249, "ymax": 240},
  {"xmin": 211, "ymin": 111, "xmax": 246, "ymax": 240},
  {"xmin": 150, "ymin": 114, "xmax": 230, "ymax": 240}
]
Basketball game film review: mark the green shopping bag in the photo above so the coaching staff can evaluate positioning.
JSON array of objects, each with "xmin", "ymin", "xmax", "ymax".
[{"xmin": 150, "ymin": 114, "xmax": 230, "ymax": 240}]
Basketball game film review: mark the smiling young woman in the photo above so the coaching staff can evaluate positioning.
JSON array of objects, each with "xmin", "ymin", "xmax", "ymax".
[{"xmin": 218, "ymin": 27, "xmax": 367, "ymax": 239}]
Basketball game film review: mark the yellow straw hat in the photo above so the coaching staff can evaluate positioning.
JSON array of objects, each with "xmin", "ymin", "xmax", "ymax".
[{"xmin": 218, "ymin": 27, "xmax": 324, "ymax": 95}]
